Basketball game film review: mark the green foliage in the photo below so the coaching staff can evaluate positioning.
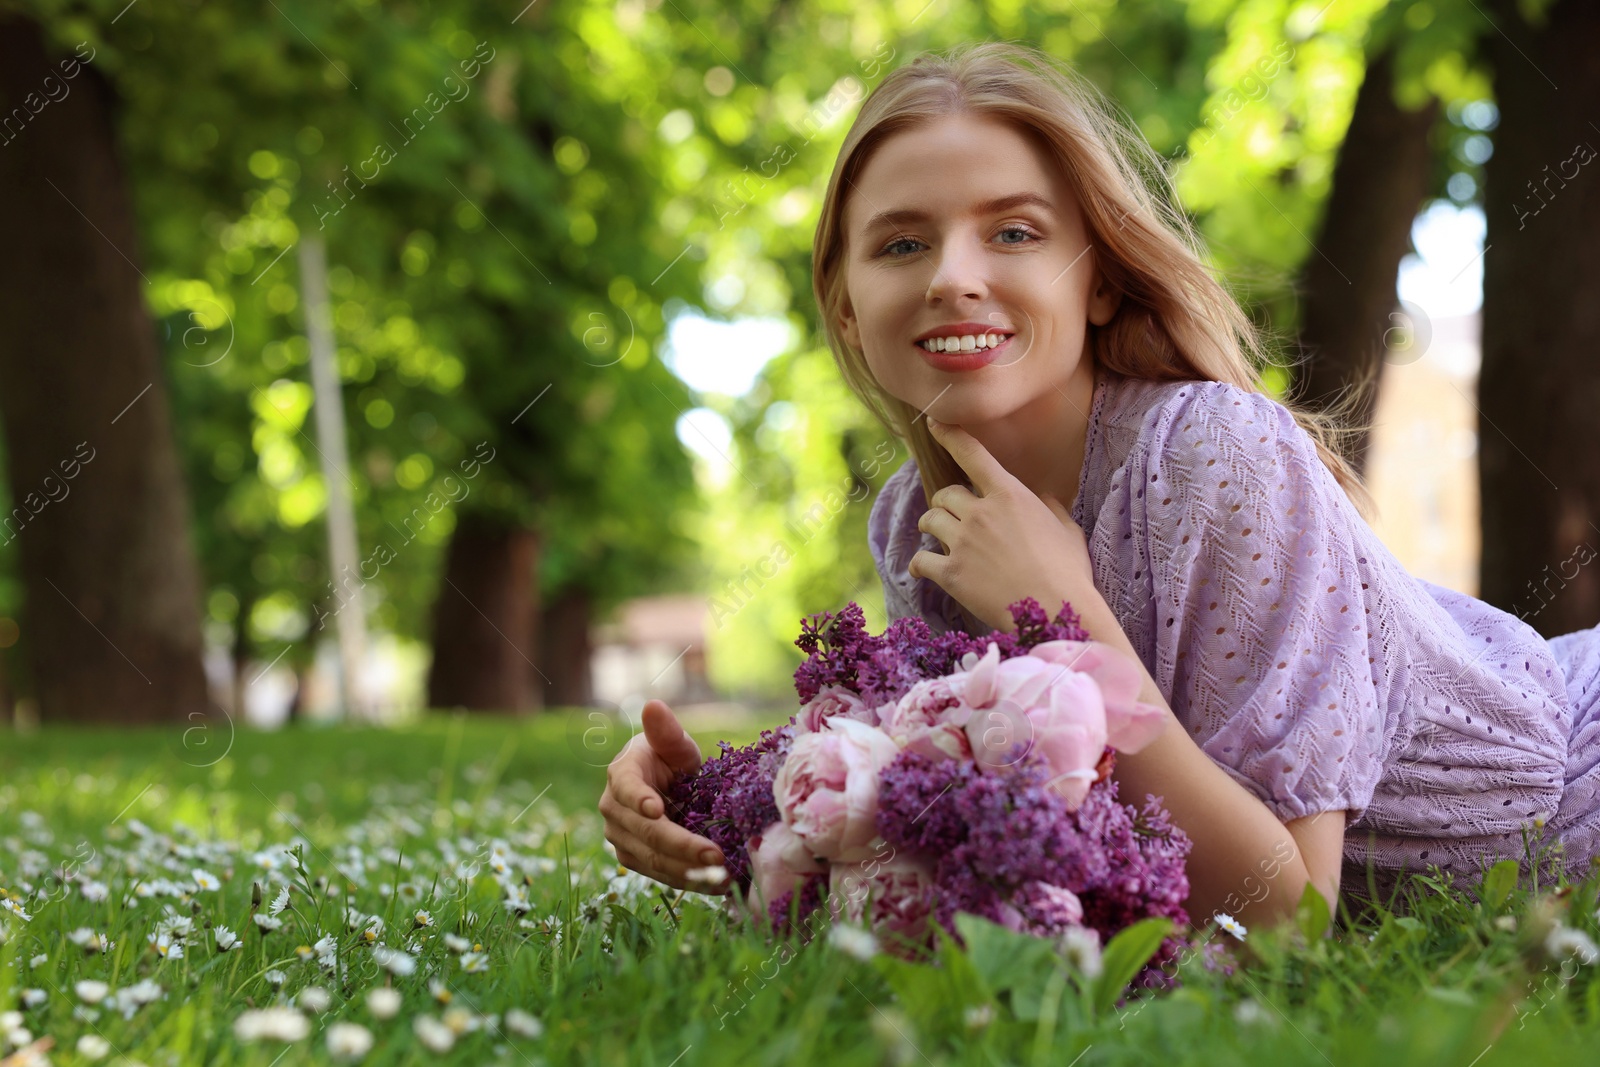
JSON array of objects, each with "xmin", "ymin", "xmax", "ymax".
[{"xmin": 0, "ymin": 0, "xmax": 1510, "ymax": 701}]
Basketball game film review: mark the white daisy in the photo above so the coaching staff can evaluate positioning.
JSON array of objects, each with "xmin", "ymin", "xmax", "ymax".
[
  {"xmin": 67, "ymin": 927, "xmax": 112, "ymax": 954},
  {"xmin": 192, "ymin": 869, "xmax": 221, "ymax": 892},
  {"xmin": 1057, "ymin": 925, "xmax": 1103, "ymax": 978},
  {"xmin": 74, "ymin": 980, "xmax": 109, "ymax": 1004},
  {"xmin": 460, "ymin": 952, "xmax": 489, "ymax": 974},
  {"xmin": 80, "ymin": 881, "xmax": 109, "ymax": 903},
  {"xmin": 253, "ymin": 913, "xmax": 283, "ymax": 932},
  {"xmin": 1214, "ymin": 912, "xmax": 1248, "ymax": 941},
  {"xmin": 366, "ymin": 986, "xmax": 402, "ymax": 1020},
  {"xmin": 19, "ymin": 989, "xmax": 45, "ymax": 1008},
  {"xmin": 441, "ymin": 1006, "xmax": 479, "ymax": 1035},
  {"xmin": 233, "ymin": 1006, "xmax": 309, "ymax": 1042},
  {"xmin": 826, "ymin": 922, "xmax": 879, "ymax": 961},
  {"xmin": 685, "ymin": 865, "xmax": 728, "ymax": 885},
  {"xmin": 443, "ymin": 933, "xmax": 471, "ymax": 954},
  {"xmin": 413, "ymin": 909, "xmax": 433, "ymax": 929},
  {"xmin": 111, "ymin": 979, "xmax": 163, "ymax": 1019},
  {"xmin": 264, "ymin": 969, "xmax": 286, "ymax": 987},
  {"xmin": 413, "ymin": 1015, "xmax": 455, "ymax": 1053},
  {"xmin": 326, "ymin": 1021, "xmax": 374, "ymax": 1060},
  {"xmin": 157, "ymin": 915, "xmax": 194, "ymax": 940},
  {"xmin": 1, "ymin": 899, "xmax": 30, "ymax": 922},
  {"xmin": 504, "ymin": 1008, "xmax": 543, "ymax": 1039},
  {"xmin": 297, "ymin": 986, "xmax": 331, "ymax": 1013},
  {"xmin": 269, "ymin": 886, "xmax": 291, "ymax": 916},
  {"xmin": 76, "ymin": 1034, "xmax": 111, "ymax": 1060},
  {"xmin": 1545, "ymin": 924, "xmax": 1600, "ymax": 965},
  {"xmin": 372, "ymin": 946, "xmax": 416, "ymax": 977},
  {"xmin": 215, "ymin": 926, "xmax": 239, "ymax": 952}
]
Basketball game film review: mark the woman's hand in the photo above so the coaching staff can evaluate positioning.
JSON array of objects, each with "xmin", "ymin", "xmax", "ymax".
[
  {"xmin": 598, "ymin": 700, "xmax": 730, "ymax": 894},
  {"xmin": 910, "ymin": 417, "xmax": 1097, "ymax": 632}
]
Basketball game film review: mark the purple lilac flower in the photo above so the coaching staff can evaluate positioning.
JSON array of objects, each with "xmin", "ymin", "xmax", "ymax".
[
  {"xmin": 874, "ymin": 747, "xmax": 1194, "ymax": 984},
  {"xmin": 793, "ymin": 598, "xmax": 1091, "ymax": 710},
  {"xmin": 663, "ymin": 722, "xmax": 796, "ymax": 893}
]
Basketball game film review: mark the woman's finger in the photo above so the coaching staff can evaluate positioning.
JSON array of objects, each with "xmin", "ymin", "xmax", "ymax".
[
  {"xmin": 607, "ymin": 739, "xmax": 667, "ymax": 818},
  {"xmin": 908, "ymin": 546, "xmax": 951, "ymax": 586},
  {"xmin": 928, "ymin": 483, "xmax": 979, "ymax": 519},
  {"xmin": 608, "ymin": 800, "xmax": 724, "ymax": 878},
  {"xmin": 640, "ymin": 700, "xmax": 704, "ymax": 776},
  {"xmin": 917, "ymin": 507, "xmax": 960, "ymax": 547},
  {"xmin": 926, "ymin": 418, "xmax": 1015, "ymax": 497},
  {"xmin": 605, "ymin": 813, "xmax": 692, "ymax": 890}
]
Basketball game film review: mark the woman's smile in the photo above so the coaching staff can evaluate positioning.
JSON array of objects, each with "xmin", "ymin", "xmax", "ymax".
[{"xmin": 913, "ymin": 331, "xmax": 1018, "ymax": 372}]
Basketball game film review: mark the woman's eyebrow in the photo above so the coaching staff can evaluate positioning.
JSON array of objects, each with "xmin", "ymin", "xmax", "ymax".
[{"xmin": 861, "ymin": 192, "xmax": 1056, "ymax": 235}]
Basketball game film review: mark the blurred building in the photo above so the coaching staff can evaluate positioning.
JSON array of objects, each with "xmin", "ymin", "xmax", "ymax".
[
  {"xmin": 1363, "ymin": 312, "xmax": 1481, "ymax": 596},
  {"xmin": 591, "ymin": 593, "xmax": 716, "ymax": 707}
]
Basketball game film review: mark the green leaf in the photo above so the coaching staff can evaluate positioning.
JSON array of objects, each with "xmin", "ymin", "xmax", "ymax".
[
  {"xmin": 950, "ymin": 912, "xmax": 1066, "ymax": 1020},
  {"xmin": 1478, "ymin": 859, "xmax": 1519, "ymax": 912},
  {"xmin": 1296, "ymin": 881, "xmax": 1331, "ymax": 943},
  {"xmin": 1093, "ymin": 917, "xmax": 1173, "ymax": 1017}
]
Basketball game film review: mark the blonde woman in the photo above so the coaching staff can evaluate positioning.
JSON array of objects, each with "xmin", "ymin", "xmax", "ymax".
[{"xmin": 600, "ymin": 42, "xmax": 1600, "ymax": 927}]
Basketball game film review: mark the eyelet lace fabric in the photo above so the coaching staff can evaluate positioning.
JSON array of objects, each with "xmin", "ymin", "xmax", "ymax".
[{"xmin": 869, "ymin": 365, "xmax": 1600, "ymax": 897}]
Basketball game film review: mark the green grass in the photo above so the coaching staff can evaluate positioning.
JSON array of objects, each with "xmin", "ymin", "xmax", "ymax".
[{"xmin": 1, "ymin": 713, "xmax": 1598, "ymax": 1066}]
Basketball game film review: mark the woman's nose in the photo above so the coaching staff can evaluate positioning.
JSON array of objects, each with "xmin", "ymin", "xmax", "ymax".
[{"xmin": 924, "ymin": 236, "xmax": 989, "ymax": 304}]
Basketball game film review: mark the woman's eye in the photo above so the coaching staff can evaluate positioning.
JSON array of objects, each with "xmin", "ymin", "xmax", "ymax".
[
  {"xmin": 876, "ymin": 226, "xmax": 1040, "ymax": 258},
  {"xmin": 996, "ymin": 225, "xmax": 1039, "ymax": 245}
]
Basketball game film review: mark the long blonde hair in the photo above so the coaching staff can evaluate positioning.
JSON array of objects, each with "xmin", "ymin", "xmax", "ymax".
[{"xmin": 811, "ymin": 41, "xmax": 1377, "ymax": 534}]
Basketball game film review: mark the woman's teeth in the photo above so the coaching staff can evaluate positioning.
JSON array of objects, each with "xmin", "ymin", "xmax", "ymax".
[{"xmin": 917, "ymin": 332, "xmax": 1012, "ymax": 353}]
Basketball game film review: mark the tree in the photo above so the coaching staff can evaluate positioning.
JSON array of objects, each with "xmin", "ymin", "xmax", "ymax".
[
  {"xmin": 0, "ymin": 15, "xmax": 208, "ymax": 724},
  {"xmin": 1290, "ymin": 46, "xmax": 1440, "ymax": 475},
  {"xmin": 1477, "ymin": 0, "xmax": 1600, "ymax": 632}
]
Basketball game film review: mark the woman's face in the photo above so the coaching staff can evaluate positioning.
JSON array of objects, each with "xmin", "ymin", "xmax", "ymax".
[{"xmin": 836, "ymin": 112, "xmax": 1118, "ymax": 427}]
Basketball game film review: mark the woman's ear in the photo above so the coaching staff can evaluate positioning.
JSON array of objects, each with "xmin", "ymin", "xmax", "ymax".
[
  {"xmin": 1087, "ymin": 254, "xmax": 1122, "ymax": 327},
  {"xmin": 837, "ymin": 289, "xmax": 862, "ymax": 349}
]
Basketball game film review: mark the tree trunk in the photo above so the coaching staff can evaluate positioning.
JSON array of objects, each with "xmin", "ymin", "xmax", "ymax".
[
  {"xmin": 0, "ymin": 16, "xmax": 209, "ymax": 724},
  {"xmin": 1290, "ymin": 47, "xmax": 1440, "ymax": 476},
  {"xmin": 426, "ymin": 512, "xmax": 544, "ymax": 712},
  {"xmin": 1478, "ymin": 0, "xmax": 1600, "ymax": 633},
  {"xmin": 540, "ymin": 586, "xmax": 595, "ymax": 708}
]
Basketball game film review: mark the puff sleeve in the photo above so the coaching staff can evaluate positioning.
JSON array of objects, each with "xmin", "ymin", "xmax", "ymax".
[{"xmin": 1130, "ymin": 382, "xmax": 1389, "ymax": 824}]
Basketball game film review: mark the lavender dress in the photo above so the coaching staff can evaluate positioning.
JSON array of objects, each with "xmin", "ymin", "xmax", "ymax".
[{"xmin": 868, "ymin": 365, "xmax": 1600, "ymax": 898}]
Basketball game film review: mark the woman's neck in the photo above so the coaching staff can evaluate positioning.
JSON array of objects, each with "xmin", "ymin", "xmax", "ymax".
[{"xmin": 962, "ymin": 358, "xmax": 1098, "ymax": 510}]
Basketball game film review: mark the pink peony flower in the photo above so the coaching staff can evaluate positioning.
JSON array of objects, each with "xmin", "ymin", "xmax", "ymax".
[
  {"xmin": 746, "ymin": 821, "xmax": 825, "ymax": 917},
  {"xmin": 879, "ymin": 676, "xmax": 971, "ymax": 762},
  {"xmin": 950, "ymin": 641, "xmax": 1168, "ymax": 808},
  {"xmin": 797, "ymin": 685, "xmax": 880, "ymax": 734},
  {"xmin": 828, "ymin": 852, "xmax": 938, "ymax": 949},
  {"xmin": 773, "ymin": 716, "xmax": 902, "ymax": 863},
  {"xmin": 1027, "ymin": 640, "xmax": 1168, "ymax": 753}
]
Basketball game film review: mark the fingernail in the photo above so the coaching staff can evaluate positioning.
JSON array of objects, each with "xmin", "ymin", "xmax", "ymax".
[{"xmin": 700, "ymin": 848, "xmax": 721, "ymax": 866}]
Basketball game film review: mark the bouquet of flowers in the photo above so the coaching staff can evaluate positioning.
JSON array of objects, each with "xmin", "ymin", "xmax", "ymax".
[{"xmin": 666, "ymin": 597, "xmax": 1200, "ymax": 983}]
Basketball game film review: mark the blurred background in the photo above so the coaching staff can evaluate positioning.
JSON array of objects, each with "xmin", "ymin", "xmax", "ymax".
[{"xmin": 0, "ymin": 0, "xmax": 1594, "ymax": 735}]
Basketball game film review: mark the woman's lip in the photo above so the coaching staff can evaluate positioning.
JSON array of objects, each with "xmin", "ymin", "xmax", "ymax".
[{"xmin": 913, "ymin": 333, "xmax": 1014, "ymax": 371}]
